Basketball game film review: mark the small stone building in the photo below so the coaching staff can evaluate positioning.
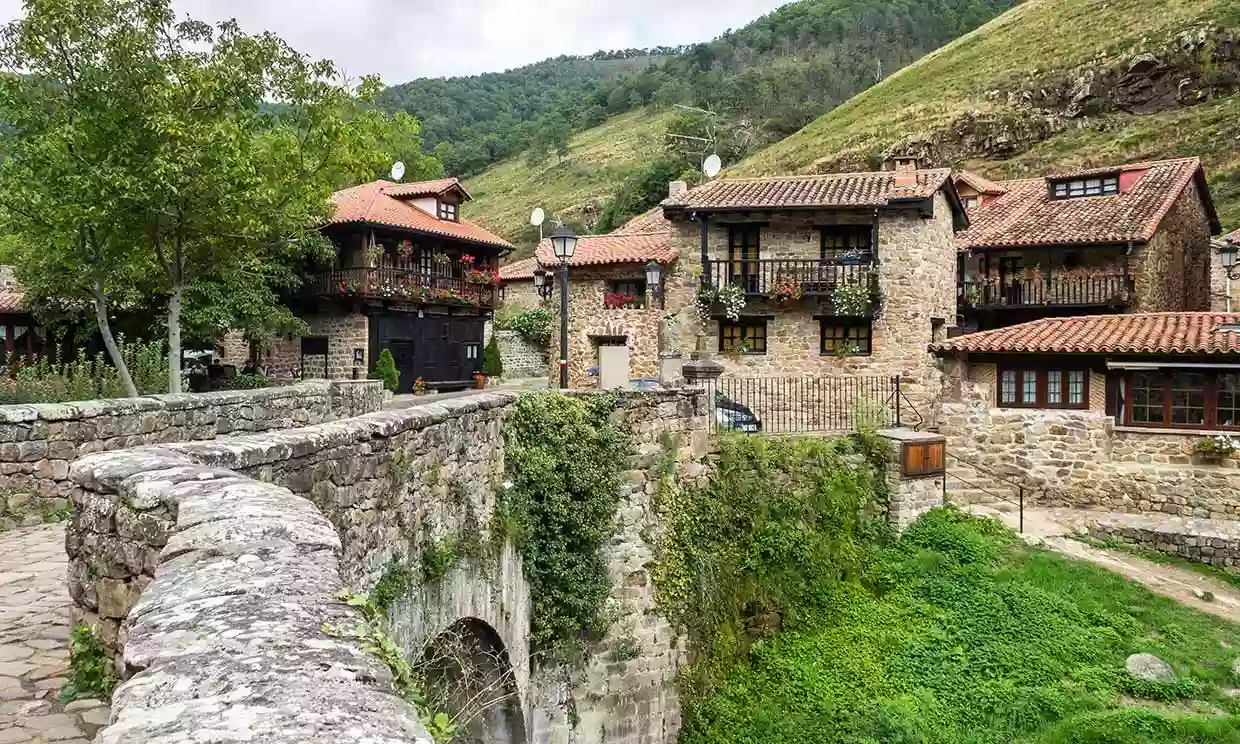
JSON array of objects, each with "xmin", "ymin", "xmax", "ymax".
[
  {"xmin": 955, "ymin": 158, "xmax": 1221, "ymax": 331},
  {"xmin": 656, "ymin": 162, "xmax": 968, "ymax": 416},
  {"xmin": 934, "ymin": 312, "xmax": 1240, "ymax": 518}
]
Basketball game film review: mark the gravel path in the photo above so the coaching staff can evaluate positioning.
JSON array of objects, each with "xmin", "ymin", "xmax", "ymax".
[{"xmin": 0, "ymin": 523, "xmax": 109, "ymax": 743}]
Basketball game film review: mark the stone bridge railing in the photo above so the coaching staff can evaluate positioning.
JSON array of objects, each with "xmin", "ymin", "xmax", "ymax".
[
  {"xmin": 69, "ymin": 389, "xmax": 709, "ymax": 744},
  {"xmin": 1, "ymin": 379, "xmax": 383, "ymax": 514}
]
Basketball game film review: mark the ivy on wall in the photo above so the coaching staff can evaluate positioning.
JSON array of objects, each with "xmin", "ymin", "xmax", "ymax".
[
  {"xmin": 654, "ymin": 432, "xmax": 887, "ymax": 702},
  {"xmin": 499, "ymin": 392, "xmax": 629, "ymax": 659}
]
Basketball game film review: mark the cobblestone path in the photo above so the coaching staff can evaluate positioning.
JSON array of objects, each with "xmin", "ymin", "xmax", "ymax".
[{"xmin": 0, "ymin": 523, "xmax": 109, "ymax": 743}]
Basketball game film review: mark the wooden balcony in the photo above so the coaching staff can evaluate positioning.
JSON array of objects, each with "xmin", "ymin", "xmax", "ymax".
[
  {"xmin": 306, "ymin": 267, "xmax": 497, "ymax": 309},
  {"xmin": 959, "ymin": 273, "xmax": 1131, "ymax": 310},
  {"xmin": 703, "ymin": 259, "xmax": 876, "ymax": 297}
]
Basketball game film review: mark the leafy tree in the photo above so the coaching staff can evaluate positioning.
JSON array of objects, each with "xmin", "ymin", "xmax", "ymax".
[
  {"xmin": 597, "ymin": 156, "xmax": 692, "ymax": 233},
  {"xmin": 0, "ymin": 0, "xmax": 408, "ymax": 395},
  {"xmin": 374, "ymin": 348, "xmax": 400, "ymax": 392}
]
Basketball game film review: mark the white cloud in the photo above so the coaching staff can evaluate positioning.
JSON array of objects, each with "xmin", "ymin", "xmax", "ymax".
[{"xmin": 0, "ymin": 0, "xmax": 791, "ymax": 82}]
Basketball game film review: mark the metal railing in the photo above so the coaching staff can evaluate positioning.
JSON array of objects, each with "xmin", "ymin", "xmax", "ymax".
[
  {"xmin": 306, "ymin": 267, "xmax": 497, "ymax": 307},
  {"xmin": 699, "ymin": 375, "xmax": 920, "ymax": 435},
  {"xmin": 943, "ymin": 452, "xmax": 1045, "ymax": 533},
  {"xmin": 959, "ymin": 273, "xmax": 1130, "ymax": 310},
  {"xmin": 704, "ymin": 259, "xmax": 876, "ymax": 297}
]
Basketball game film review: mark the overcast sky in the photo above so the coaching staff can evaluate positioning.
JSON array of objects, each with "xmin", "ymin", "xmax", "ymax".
[{"xmin": 0, "ymin": 0, "xmax": 791, "ymax": 83}]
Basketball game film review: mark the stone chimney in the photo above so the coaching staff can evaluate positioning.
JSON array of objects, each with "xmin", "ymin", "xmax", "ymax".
[
  {"xmin": 0, "ymin": 266, "xmax": 16, "ymax": 289},
  {"xmin": 890, "ymin": 155, "xmax": 920, "ymax": 190},
  {"xmin": 668, "ymin": 180, "xmax": 688, "ymax": 199}
]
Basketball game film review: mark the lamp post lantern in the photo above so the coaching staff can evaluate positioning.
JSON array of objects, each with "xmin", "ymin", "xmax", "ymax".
[
  {"xmin": 549, "ymin": 225, "xmax": 578, "ymax": 389},
  {"xmin": 645, "ymin": 260, "xmax": 663, "ymax": 307},
  {"xmin": 533, "ymin": 268, "xmax": 552, "ymax": 300},
  {"xmin": 1222, "ymin": 243, "xmax": 1240, "ymax": 280}
]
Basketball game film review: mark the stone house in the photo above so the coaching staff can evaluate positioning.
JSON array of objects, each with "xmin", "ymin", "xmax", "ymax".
[
  {"xmin": 955, "ymin": 158, "xmax": 1221, "ymax": 332},
  {"xmin": 231, "ymin": 178, "xmax": 513, "ymax": 391},
  {"xmin": 0, "ymin": 266, "xmax": 41, "ymax": 358},
  {"xmin": 933, "ymin": 312, "xmax": 1240, "ymax": 518},
  {"xmin": 657, "ymin": 161, "xmax": 969, "ymax": 417}
]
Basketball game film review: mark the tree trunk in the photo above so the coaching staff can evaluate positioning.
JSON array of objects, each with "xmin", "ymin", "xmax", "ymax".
[
  {"xmin": 167, "ymin": 285, "xmax": 183, "ymax": 394},
  {"xmin": 91, "ymin": 283, "xmax": 138, "ymax": 398}
]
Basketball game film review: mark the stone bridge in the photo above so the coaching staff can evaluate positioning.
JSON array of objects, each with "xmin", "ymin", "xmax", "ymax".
[{"xmin": 66, "ymin": 389, "xmax": 708, "ymax": 743}]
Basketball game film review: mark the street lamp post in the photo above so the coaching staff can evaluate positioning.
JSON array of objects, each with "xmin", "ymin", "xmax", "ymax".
[
  {"xmin": 645, "ymin": 260, "xmax": 663, "ymax": 308},
  {"xmin": 548, "ymin": 225, "xmax": 579, "ymax": 389}
]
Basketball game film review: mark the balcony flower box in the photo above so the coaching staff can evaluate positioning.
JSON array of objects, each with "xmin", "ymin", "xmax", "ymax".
[
  {"xmin": 464, "ymin": 268, "xmax": 501, "ymax": 286},
  {"xmin": 604, "ymin": 293, "xmax": 642, "ymax": 310}
]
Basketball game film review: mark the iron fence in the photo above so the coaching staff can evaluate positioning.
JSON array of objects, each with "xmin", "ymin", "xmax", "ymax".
[
  {"xmin": 704, "ymin": 259, "xmax": 876, "ymax": 297},
  {"xmin": 959, "ymin": 274, "xmax": 1131, "ymax": 310},
  {"xmin": 699, "ymin": 375, "xmax": 913, "ymax": 434}
]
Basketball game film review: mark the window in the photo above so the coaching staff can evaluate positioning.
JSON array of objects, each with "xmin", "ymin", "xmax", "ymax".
[
  {"xmin": 605, "ymin": 279, "xmax": 646, "ymax": 309},
  {"xmin": 1219, "ymin": 374, "xmax": 1240, "ymax": 428},
  {"xmin": 819, "ymin": 225, "xmax": 872, "ymax": 262},
  {"xmin": 1122, "ymin": 371, "xmax": 1240, "ymax": 429},
  {"xmin": 997, "ymin": 367, "xmax": 1089, "ymax": 409},
  {"xmin": 719, "ymin": 319, "xmax": 766, "ymax": 354},
  {"xmin": 438, "ymin": 201, "xmax": 459, "ymax": 221},
  {"xmin": 728, "ymin": 225, "xmax": 761, "ymax": 293},
  {"xmin": 963, "ymin": 196, "xmax": 980, "ymax": 210},
  {"xmin": 820, "ymin": 320, "xmax": 872, "ymax": 356},
  {"xmin": 1051, "ymin": 175, "xmax": 1119, "ymax": 199}
]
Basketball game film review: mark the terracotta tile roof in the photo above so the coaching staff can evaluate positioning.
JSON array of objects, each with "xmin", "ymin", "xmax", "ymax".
[
  {"xmin": 616, "ymin": 208, "xmax": 673, "ymax": 235},
  {"xmin": 382, "ymin": 177, "xmax": 471, "ymax": 200},
  {"xmin": 498, "ymin": 257, "xmax": 540, "ymax": 282},
  {"xmin": 661, "ymin": 169, "xmax": 955, "ymax": 211},
  {"xmin": 534, "ymin": 231, "xmax": 676, "ymax": 268},
  {"xmin": 326, "ymin": 180, "xmax": 511, "ymax": 249},
  {"xmin": 953, "ymin": 170, "xmax": 1008, "ymax": 195},
  {"xmin": 956, "ymin": 158, "xmax": 1218, "ymax": 250},
  {"xmin": 0, "ymin": 290, "xmax": 23, "ymax": 314},
  {"xmin": 933, "ymin": 312, "xmax": 1240, "ymax": 356},
  {"xmin": 1220, "ymin": 227, "xmax": 1240, "ymax": 244}
]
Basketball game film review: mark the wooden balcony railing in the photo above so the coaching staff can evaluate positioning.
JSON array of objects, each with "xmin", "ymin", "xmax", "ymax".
[
  {"xmin": 306, "ymin": 267, "xmax": 497, "ymax": 308},
  {"xmin": 959, "ymin": 273, "xmax": 1131, "ymax": 310},
  {"xmin": 704, "ymin": 259, "xmax": 876, "ymax": 297}
]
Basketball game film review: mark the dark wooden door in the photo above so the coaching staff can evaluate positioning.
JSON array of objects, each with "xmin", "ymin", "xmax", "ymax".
[
  {"xmin": 388, "ymin": 340, "xmax": 416, "ymax": 394},
  {"xmin": 999, "ymin": 257, "xmax": 1023, "ymax": 305}
]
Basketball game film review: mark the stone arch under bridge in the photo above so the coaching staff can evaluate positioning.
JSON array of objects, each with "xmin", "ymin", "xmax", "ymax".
[{"xmin": 419, "ymin": 617, "xmax": 528, "ymax": 744}]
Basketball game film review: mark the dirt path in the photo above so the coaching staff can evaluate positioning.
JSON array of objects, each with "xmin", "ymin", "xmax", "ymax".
[
  {"xmin": 0, "ymin": 523, "xmax": 109, "ymax": 743},
  {"xmin": 967, "ymin": 503, "xmax": 1240, "ymax": 625}
]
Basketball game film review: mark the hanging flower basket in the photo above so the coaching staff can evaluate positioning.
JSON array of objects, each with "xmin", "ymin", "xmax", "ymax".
[
  {"xmin": 770, "ymin": 277, "xmax": 804, "ymax": 304},
  {"xmin": 831, "ymin": 280, "xmax": 875, "ymax": 317},
  {"xmin": 697, "ymin": 283, "xmax": 747, "ymax": 321}
]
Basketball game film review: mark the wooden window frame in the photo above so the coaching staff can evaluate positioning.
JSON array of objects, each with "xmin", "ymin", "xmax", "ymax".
[
  {"xmin": 438, "ymin": 201, "xmax": 459, "ymax": 222},
  {"xmin": 605, "ymin": 279, "xmax": 647, "ymax": 309},
  {"xmin": 820, "ymin": 319, "xmax": 872, "ymax": 356},
  {"xmin": 818, "ymin": 225, "xmax": 873, "ymax": 263},
  {"xmin": 1051, "ymin": 175, "xmax": 1120, "ymax": 199},
  {"xmin": 1122, "ymin": 370, "xmax": 1237, "ymax": 431},
  {"xmin": 996, "ymin": 365, "xmax": 1090, "ymax": 410},
  {"xmin": 727, "ymin": 224, "xmax": 761, "ymax": 291},
  {"xmin": 902, "ymin": 440, "xmax": 946, "ymax": 479},
  {"xmin": 719, "ymin": 319, "xmax": 767, "ymax": 355}
]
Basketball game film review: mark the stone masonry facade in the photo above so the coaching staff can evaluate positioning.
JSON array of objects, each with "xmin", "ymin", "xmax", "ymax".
[
  {"xmin": 496, "ymin": 329, "xmax": 548, "ymax": 379},
  {"xmin": 656, "ymin": 194, "xmax": 958, "ymax": 421},
  {"xmin": 244, "ymin": 307, "xmax": 370, "ymax": 380},
  {"xmin": 1131, "ymin": 178, "xmax": 1214, "ymax": 313},
  {"xmin": 939, "ymin": 358, "xmax": 1240, "ymax": 519},
  {"xmin": 68, "ymin": 388, "xmax": 709, "ymax": 744},
  {"xmin": 0, "ymin": 380, "xmax": 381, "ymax": 513}
]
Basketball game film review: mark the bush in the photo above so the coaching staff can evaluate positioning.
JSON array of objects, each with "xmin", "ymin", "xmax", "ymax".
[
  {"xmin": 0, "ymin": 338, "xmax": 167, "ymax": 404},
  {"xmin": 374, "ymin": 348, "xmax": 400, "ymax": 392},
  {"xmin": 225, "ymin": 373, "xmax": 272, "ymax": 390},
  {"xmin": 482, "ymin": 336, "xmax": 503, "ymax": 377},
  {"xmin": 495, "ymin": 305, "xmax": 552, "ymax": 348}
]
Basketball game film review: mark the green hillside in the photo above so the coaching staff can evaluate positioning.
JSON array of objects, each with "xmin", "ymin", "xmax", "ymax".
[{"xmin": 734, "ymin": 0, "xmax": 1240, "ymax": 227}]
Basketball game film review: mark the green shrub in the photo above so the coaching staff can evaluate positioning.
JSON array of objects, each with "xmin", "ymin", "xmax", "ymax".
[
  {"xmin": 496, "ymin": 305, "xmax": 552, "ymax": 348},
  {"xmin": 500, "ymin": 392, "xmax": 628, "ymax": 657},
  {"xmin": 225, "ymin": 373, "xmax": 271, "ymax": 390},
  {"xmin": 0, "ymin": 338, "xmax": 166, "ymax": 404},
  {"xmin": 61, "ymin": 624, "xmax": 115, "ymax": 702},
  {"xmin": 482, "ymin": 336, "xmax": 503, "ymax": 377},
  {"xmin": 374, "ymin": 348, "xmax": 400, "ymax": 392}
]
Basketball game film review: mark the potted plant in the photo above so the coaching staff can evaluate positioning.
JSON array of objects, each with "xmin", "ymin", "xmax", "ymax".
[
  {"xmin": 478, "ymin": 336, "xmax": 503, "ymax": 388},
  {"xmin": 770, "ymin": 276, "xmax": 804, "ymax": 304},
  {"xmin": 831, "ymin": 281, "xmax": 873, "ymax": 317},
  {"xmin": 1190, "ymin": 435, "xmax": 1237, "ymax": 462},
  {"xmin": 366, "ymin": 244, "xmax": 385, "ymax": 267}
]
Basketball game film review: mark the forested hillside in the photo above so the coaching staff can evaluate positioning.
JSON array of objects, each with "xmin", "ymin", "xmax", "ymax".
[
  {"xmin": 735, "ymin": 0, "xmax": 1240, "ymax": 228},
  {"xmin": 428, "ymin": 0, "xmax": 1020, "ymax": 253}
]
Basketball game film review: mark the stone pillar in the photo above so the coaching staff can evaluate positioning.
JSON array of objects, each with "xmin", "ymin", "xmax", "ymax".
[
  {"xmin": 878, "ymin": 427, "xmax": 947, "ymax": 532},
  {"xmin": 681, "ymin": 336, "xmax": 724, "ymax": 387}
]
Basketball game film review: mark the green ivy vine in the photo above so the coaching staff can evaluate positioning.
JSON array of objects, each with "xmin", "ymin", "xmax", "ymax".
[{"xmin": 499, "ymin": 392, "xmax": 629, "ymax": 659}]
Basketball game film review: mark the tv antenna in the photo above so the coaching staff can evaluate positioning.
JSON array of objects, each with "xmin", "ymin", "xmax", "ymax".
[
  {"xmin": 667, "ymin": 104, "xmax": 723, "ymax": 178},
  {"xmin": 390, "ymin": 161, "xmax": 406, "ymax": 182},
  {"xmin": 530, "ymin": 207, "xmax": 546, "ymax": 241}
]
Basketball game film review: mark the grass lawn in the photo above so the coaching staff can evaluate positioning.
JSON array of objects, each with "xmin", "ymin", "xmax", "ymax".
[{"xmin": 683, "ymin": 509, "xmax": 1240, "ymax": 744}]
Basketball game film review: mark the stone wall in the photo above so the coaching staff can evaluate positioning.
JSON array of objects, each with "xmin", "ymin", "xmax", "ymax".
[
  {"xmin": 939, "ymin": 358, "xmax": 1240, "ymax": 519},
  {"xmin": 69, "ymin": 388, "xmax": 709, "ymax": 744},
  {"xmin": 250, "ymin": 308, "xmax": 370, "ymax": 380},
  {"xmin": 661, "ymin": 195, "xmax": 958, "ymax": 416},
  {"xmin": 502, "ymin": 280, "xmax": 544, "ymax": 311},
  {"xmin": 496, "ymin": 329, "xmax": 548, "ymax": 380},
  {"xmin": 879, "ymin": 428, "xmax": 947, "ymax": 531},
  {"xmin": 1083, "ymin": 511, "xmax": 1240, "ymax": 572},
  {"xmin": 549, "ymin": 262, "xmax": 667, "ymax": 389},
  {"xmin": 0, "ymin": 380, "xmax": 382, "ymax": 511},
  {"xmin": 1132, "ymin": 178, "xmax": 1214, "ymax": 312}
]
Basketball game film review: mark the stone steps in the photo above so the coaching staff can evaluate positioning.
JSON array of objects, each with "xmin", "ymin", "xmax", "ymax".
[{"xmin": 945, "ymin": 464, "xmax": 1020, "ymax": 507}]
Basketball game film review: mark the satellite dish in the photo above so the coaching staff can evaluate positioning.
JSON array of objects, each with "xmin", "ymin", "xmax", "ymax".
[
  {"xmin": 530, "ymin": 207, "xmax": 546, "ymax": 227},
  {"xmin": 390, "ymin": 161, "xmax": 406, "ymax": 181},
  {"xmin": 703, "ymin": 153, "xmax": 722, "ymax": 179}
]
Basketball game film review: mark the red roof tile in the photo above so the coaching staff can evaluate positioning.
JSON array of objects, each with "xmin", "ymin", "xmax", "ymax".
[
  {"xmin": 498, "ymin": 257, "xmax": 540, "ymax": 282},
  {"xmin": 326, "ymin": 180, "xmax": 511, "ymax": 249},
  {"xmin": 662, "ymin": 169, "xmax": 955, "ymax": 211},
  {"xmin": 616, "ymin": 208, "xmax": 673, "ymax": 235},
  {"xmin": 1220, "ymin": 227, "xmax": 1240, "ymax": 244},
  {"xmin": 0, "ymin": 290, "xmax": 23, "ymax": 314},
  {"xmin": 933, "ymin": 313, "xmax": 1240, "ymax": 356},
  {"xmin": 534, "ymin": 231, "xmax": 676, "ymax": 268},
  {"xmin": 953, "ymin": 170, "xmax": 1008, "ymax": 196},
  {"xmin": 382, "ymin": 177, "xmax": 471, "ymax": 200},
  {"xmin": 956, "ymin": 158, "xmax": 1216, "ymax": 250}
]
